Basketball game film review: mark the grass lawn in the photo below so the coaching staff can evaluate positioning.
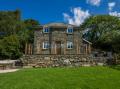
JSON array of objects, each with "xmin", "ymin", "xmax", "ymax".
[{"xmin": 0, "ymin": 66, "xmax": 120, "ymax": 89}]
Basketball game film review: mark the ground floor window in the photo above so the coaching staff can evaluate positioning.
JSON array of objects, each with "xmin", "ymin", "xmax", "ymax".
[
  {"xmin": 43, "ymin": 42, "xmax": 49, "ymax": 49},
  {"xmin": 67, "ymin": 41, "xmax": 73, "ymax": 49}
]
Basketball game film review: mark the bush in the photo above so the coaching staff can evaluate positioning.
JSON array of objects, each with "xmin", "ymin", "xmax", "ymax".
[{"xmin": 0, "ymin": 35, "xmax": 22, "ymax": 59}]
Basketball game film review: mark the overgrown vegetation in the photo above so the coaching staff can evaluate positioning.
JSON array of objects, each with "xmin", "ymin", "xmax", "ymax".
[
  {"xmin": 0, "ymin": 10, "xmax": 39, "ymax": 60},
  {"xmin": 81, "ymin": 15, "xmax": 120, "ymax": 53},
  {"xmin": 0, "ymin": 35, "xmax": 21, "ymax": 59},
  {"xmin": 0, "ymin": 67, "xmax": 120, "ymax": 89}
]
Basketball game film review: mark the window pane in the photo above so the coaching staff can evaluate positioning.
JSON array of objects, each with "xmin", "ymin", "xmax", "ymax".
[
  {"xmin": 43, "ymin": 27, "xmax": 49, "ymax": 33},
  {"xmin": 43, "ymin": 42, "xmax": 49, "ymax": 49},
  {"xmin": 67, "ymin": 42, "xmax": 73, "ymax": 49},
  {"xmin": 67, "ymin": 27, "xmax": 73, "ymax": 33}
]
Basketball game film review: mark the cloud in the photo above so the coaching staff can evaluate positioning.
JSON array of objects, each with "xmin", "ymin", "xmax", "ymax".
[
  {"xmin": 87, "ymin": 0, "xmax": 101, "ymax": 6},
  {"xmin": 108, "ymin": 2, "xmax": 120, "ymax": 17},
  {"xmin": 108, "ymin": 2, "xmax": 116, "ymax": 11},
  {"xmin": 63, "ymin": 7, "xmax": 90, "ymax": 26},
  {"xmin": 109, "ymin": 11, "xmax": 120, "ymax": 17}
]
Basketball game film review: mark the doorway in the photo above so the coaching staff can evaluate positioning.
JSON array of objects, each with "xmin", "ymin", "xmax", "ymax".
[{"xmin": 55, "ymin": 41, "xmax": 61, "ymax": 55}]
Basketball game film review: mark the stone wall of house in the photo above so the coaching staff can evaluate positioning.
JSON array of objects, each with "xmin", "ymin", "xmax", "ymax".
[
  {"xmin": 34, "ymin": 27, "xmax": 83, "ymax": 55},
  {"xmin": 21, "ymin": 55, "xmax": 111, "ymax": 68}
]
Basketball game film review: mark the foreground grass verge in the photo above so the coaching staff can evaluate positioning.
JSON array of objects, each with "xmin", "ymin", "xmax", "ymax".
[{"xmin": 0, "ymin": 66, "xmax": 120, "ymax": 89}]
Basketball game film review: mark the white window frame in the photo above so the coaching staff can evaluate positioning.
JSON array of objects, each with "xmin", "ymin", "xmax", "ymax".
[
  {"xmin": 67, "ymin": 26, "xmax": 73, "ymax": 34},
  {"xmin": 67, "ymin": 41, "xmax": 73, "ymax": 49},
  {"xmin": 43, "ymin": 27, "xmax": 49, "ymax": 33},
  {"xmin": 43, "ymin": 42, "xmax": 49, "ymax": 49}
]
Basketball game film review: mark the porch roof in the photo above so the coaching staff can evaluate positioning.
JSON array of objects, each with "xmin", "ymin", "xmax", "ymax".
[{"xmin": 82, "ymin": 39, "xmax": 92, "ymax": 45}]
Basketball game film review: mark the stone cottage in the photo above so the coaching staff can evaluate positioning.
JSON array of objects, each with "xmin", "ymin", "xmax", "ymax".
[
  {"xmin": 33, "ymin": 23, "xmax": 92, "ymax": 55},
  {"xmin": 23, "ymin": 23, "xmax": 109, "ymax": 67}
]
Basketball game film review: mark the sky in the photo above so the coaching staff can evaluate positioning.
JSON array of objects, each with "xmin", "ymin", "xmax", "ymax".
[{"xmin": 0, "ymin": 0, "xmax": 120, "ymax": 25}]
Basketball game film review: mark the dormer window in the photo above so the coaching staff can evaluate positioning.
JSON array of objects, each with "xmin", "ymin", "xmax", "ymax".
[
  {"xmin": 43, "ymin": 27, "xmax": 49, "ymax": 33},
  {"xmin": 67, "ymin": 26, "xmax": 73, "ymax": 34}
]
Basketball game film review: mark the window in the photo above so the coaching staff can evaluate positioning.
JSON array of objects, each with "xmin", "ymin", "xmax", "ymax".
[
  {"xmin": 67, "ymin": 41, "xmax": 73, "ymax": 49},
  {"xmin": 43, "ymin": 27, "xmax": 49, "ymax": 33},
  {"xmin": 43, "ymin": 42, "xmax": 49, "ymax": 49},
  {"xmin": 67, "ymin": 27, "xmax": 73, "ymax": 34}
]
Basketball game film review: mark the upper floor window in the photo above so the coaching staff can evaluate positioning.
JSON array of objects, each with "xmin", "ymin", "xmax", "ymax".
[
  {"xmin": 67, "ymin": 41, "xmax": 73, "ymax": 49},
  {"xmin": 43, "ymin": 42, "xmax": 49, "ymax": 49},
  {"xmin": 67, "ymin": 27, "xmax": 73, "ymax": 34},
  {"xmin": 43, "ymin": 27, "xmax": 49, "ymax": 33}
]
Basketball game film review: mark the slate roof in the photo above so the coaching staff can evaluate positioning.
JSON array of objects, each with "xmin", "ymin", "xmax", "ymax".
[
  {"xmin": 34, "ymin": 22, "xmax": 79, "ymax": 28},
  {"xmin": 44, "ymin": 22, "xmax": 77, "ymax": 27}
]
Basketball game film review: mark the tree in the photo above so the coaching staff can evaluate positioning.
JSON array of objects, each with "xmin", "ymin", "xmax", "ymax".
[
  {"xmin": 24, "ymin": 19, "xmax": 39, "ymax": 43},
  {"xmin": 0, "ymin": 10, "xmax": 40, "ymax": 59},
  {"xmin": 81, "ymin": 15, "xmax": 120, "ymax": 52},
  {"xmin": 24, "ymin": 19, "xmax": 39, "ymax": 26},
  {"xmin": 0, "ymin": 10, "xmax": 21, "ymax": 37},
  {"xmin": 0, "ymin": 35, "xmax": 22, "ymax": 59},
  {"xmin": 97, "ymin": 30, "xmax": 120, "ymax": 52},
  {"xmin": 17, "ymin": 19, "xmax": 40, "ymax": 53},
  {"xmin": 82, "ymin": 15, "xmax": 120, "ymax": 41}
]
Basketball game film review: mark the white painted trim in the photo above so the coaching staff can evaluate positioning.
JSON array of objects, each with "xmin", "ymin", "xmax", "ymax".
[
  {"xmin": 42, "ymin": 42, "xmax": 49, "ymax": 49},
  {"xmin": 67, "ymin": 41, "xmax": 73, "ymax": 49},
  {"xmin": 67, "ymin": 26, "xmax": 73, "ymax": 34},
  {"xmin": 43, "ymin": 26, "xmax": 49, "ymax": 33}
]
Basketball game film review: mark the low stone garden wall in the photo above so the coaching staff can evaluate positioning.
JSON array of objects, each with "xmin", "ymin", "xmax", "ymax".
[{"xmin": 21, "ymin": 55, "xmax": 112, "ymax": 68}]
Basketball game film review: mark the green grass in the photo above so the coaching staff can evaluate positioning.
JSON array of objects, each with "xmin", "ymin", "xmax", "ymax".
[{"xmin": 0, "ymin": 66, "xmax": 120, "ymax": 89}]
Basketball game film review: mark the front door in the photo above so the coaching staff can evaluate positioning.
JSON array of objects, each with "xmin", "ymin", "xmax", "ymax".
[{"xmin": 56, "ymin": 41, "xmax": 61, "ymax": 55}]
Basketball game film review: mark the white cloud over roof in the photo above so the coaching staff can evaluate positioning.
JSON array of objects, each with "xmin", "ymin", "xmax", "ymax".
[{"xmin": 63, "ymin": 7, "xmax": 90, "ymax": 26}]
